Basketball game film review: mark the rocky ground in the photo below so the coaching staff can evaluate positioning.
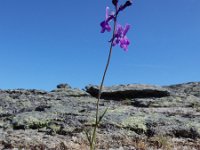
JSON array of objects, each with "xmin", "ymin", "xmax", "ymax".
[{"xmin": 0, "ymin": 82, "xmax": 200, "ymax": 150}]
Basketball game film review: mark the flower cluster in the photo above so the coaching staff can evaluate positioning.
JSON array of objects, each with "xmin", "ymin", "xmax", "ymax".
[
  {"xmin": 113, "ymin": 24, "xmax": 130, "ymax": 51},
  {"xmin": 100, "ymin": 0, "xmax": 132, "ymax": 51}
]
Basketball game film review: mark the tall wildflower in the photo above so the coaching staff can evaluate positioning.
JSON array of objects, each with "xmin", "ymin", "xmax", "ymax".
[{"xmin": 86, "ymin": 1, "xmax": 132, "ymax": 149}]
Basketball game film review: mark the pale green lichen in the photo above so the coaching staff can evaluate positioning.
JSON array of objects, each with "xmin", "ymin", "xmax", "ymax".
[
  {"xmin": 13, "ymin": 112, "xmax": 52, "ymax": 129},
  {"xmin": 17, "ymin": 99, "xmax": 32, "ymax": 108},
  {"xmin": 186, "ymin": 121, "xmax": 200, "ymax": 133},
  {"xmin": 0, "ymin": 106, "xmax": 3, "ymax": 114},
  {"xmin": 107, "ymin": 106, "xmax": 132, "ymax": 115},
  {"xmin": 24, "ymin": 116, "xmax": 49, "ymax": 129},
  {"xmin": 121, "ymin": 116, "xmax": 147, "ymax": 133},
  {"xmin": 48, "ymin": 124, "xmax": 61, "ymax": 134}
]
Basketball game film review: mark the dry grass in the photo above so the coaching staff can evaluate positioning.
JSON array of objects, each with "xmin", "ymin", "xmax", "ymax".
[
  {"xmin": 149, "ymin": 135, "xmax": 173, "ymax": 150},
  {"xmin": 1, "ymin": 134, "xmax": 200, "ymax": 150}
]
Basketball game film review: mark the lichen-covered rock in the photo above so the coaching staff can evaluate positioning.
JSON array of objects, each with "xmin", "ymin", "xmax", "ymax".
[
  {"xmin": 131, "ymin": 95, "xmax": 200, "ymax": 107},
  {"xmin": 0, "ymin": 82, "xmax": 200, "ymax": 149},
  {"xmin": 165, "ymin": 82, "xmax": 200, "ymax": 98}
]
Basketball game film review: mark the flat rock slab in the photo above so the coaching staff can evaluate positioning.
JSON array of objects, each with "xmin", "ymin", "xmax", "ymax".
[{"xmin": 85, "ymin": 84, "xmax": 170, "ymax": 100}]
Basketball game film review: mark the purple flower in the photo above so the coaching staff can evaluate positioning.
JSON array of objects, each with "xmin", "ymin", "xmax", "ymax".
[
  {"xmin": 119, "ymin": 36, "xmax": 130, "ymax": 51},
  {"xmin": 100, "ymin": 7, "xmax": 114, "ymax": 33},
  {"xmin": 113, "ymin": 24, "xmax": 131, "ymax": 51}
]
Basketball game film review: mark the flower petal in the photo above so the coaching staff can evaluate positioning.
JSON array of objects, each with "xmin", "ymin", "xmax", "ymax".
[
  {"xmin": 119, "ymin": 36, "xmax": 130, "ymax": 51},
  {"xmin": 123, "ymin": 24, "xmax": 130, "ymax": 36},
  {"xmin": 100, "ymin": 21, "xmax": 111, "ymax": 33},
  {"xmin": 106, "ymin": 7, "xmax": 109, "ymax": 20}
]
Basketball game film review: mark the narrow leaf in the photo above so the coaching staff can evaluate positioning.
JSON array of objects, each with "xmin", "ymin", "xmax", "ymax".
[{"xmin": 98, "ymin": 107, "xmax": 108, "ymax": 125}]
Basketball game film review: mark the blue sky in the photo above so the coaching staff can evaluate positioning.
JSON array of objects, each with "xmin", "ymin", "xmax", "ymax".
[{"xmin": 0, "ymin": 0, "xmax": 200, "ymax": 90}]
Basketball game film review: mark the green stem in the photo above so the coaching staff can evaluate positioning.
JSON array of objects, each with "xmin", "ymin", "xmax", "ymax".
[{"xmin": 90, "ymin": 7, "xmax": 118, "ymax": 150}]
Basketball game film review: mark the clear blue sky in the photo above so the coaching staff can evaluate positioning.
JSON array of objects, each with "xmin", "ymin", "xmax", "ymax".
[{"xmin": 0, "ymin": 0, "xmax": 200, "ymax": 91}]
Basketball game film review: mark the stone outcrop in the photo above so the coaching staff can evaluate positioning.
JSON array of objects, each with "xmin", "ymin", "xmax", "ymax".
[
  {"xmin": 51, "ymin": 83, "xmax": 90, "ymax": 97},
  {"xmin": 0, "ymin": 82, "xmax": 200, "ymax": 149},
  {"xmin": 85, "ymin": 84, "xmax": 170, "ymax": 100},
  {"xmin": 164, "ymin": 82, "xmax": 200, "ymax": 98}
]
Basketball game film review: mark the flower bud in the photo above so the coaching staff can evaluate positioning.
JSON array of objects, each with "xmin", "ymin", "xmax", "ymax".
[
  {"xmin": 124, "ymin": 0, "xmax": 132, "ymax": 7},
  {"xmin": 119, "ymin": 0, "xmax": 132, "ymax": 11},
  {"xmin": 112, "ymin": 0, "xmax": 118, "ymax": 6}
]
